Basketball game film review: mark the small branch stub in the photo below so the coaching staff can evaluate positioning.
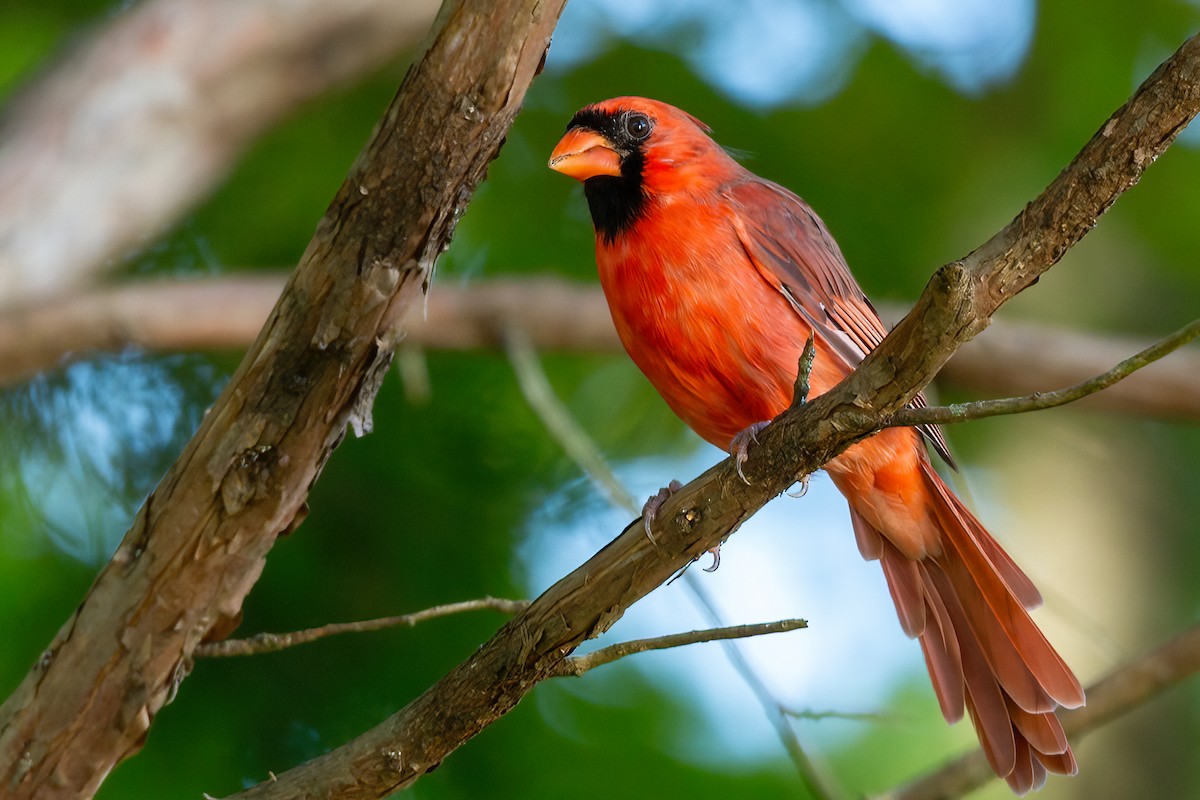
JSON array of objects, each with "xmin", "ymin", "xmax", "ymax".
[{"xmin": 792, "ymin": 333, "xmax": 817, "ymax": 408}]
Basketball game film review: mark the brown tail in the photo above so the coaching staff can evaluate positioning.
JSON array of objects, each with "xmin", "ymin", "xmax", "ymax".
[{"xmin": 850, "ymin": 460, "xmax": 1085, "ymax": 794}]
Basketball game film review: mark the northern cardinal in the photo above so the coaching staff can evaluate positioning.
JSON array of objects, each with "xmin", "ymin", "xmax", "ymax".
[{"xmin": 549, "ymin": 97, "xmax": 1084, "ymax": 793}]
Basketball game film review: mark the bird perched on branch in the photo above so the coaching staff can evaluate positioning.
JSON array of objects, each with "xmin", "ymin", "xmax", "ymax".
[{"xmin": 549, "ymin": 96, "xmax": 1084, "ymax": 794}]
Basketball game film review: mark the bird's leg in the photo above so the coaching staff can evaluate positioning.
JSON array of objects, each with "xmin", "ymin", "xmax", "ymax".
[
  {"xmin": 734, "ymin": 337, "xmax": 816, "ymax": 486},
  {"xmin": 730, "ymin": 421, "xmax": 771, "ymax": 485},
  {"xmin": 642, "ymin": 479, "xmax": 683, "ymax": 543}
]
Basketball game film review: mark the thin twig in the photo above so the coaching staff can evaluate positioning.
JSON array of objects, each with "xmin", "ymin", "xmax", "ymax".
[
  {"xmin": 552, "ymin": 619, "xmax": 809, "ymax": 677},
  {"xmin": 888, "ymin": 320, "xmax": 1200, "ymax": 428},
  {"xmin": 880, "ymin": 624, "xmax": 1200, "ymax": 800},
  {"xmin": 782, "ymin": 708, "xmax": 900, "ymax": 724},
  {"xmin": 194, "ymin": 598, "xmax": 529, "ymax": 658}
]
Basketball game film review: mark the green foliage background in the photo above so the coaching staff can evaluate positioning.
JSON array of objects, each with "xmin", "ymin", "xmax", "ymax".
[{"xmin": 1, "ymin": 2, "xmax": 1198, "ymax": 798}]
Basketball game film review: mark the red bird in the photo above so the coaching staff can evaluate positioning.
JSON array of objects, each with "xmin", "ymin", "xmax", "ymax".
[{"xmin": 550, "ymin": 97, "xmax": 1084, "ymax": 793}]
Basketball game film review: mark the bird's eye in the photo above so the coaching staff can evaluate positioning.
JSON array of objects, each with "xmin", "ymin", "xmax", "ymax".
[{"xmin": 624, "ymin": 113, "xmax": 652, "ymax": 141}]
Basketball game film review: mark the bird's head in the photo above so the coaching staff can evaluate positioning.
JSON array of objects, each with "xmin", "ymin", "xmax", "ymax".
[{"xmin": 549, "ymin": 96, "xmax": 737, "ymax": 241}]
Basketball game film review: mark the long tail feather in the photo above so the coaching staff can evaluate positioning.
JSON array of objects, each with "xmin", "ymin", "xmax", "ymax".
[{"xmin": 850, "ymin": 459, "xmax": 1084, "ymax": 793}]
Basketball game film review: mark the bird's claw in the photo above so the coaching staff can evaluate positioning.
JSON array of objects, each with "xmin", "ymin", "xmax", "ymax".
[
  {"xmin": 667, "ymin": 542, "xmax": 725, "ymax": 584},
  {"xmin": 730, "ymin": 421, "xmax": 771, "ymax": 485},
  {"xmin": 786, "ymin": 474, "xmax": 811, "ymax": 498},
  {"xmin": 702, "ymin": 545, "xmax": 722, "ymax": 572},
  {"xmin": 642, "ymin": 479, "xmax": 683, "ymax": 543}
]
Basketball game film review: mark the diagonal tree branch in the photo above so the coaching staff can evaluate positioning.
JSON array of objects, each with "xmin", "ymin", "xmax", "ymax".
[
  {"xmin": 0, "ymin": 1, "xmax": 565, "ymax": 798},
  {"xmin": 223, "ymin": 31, "xmax": 1200, "ymax": 800}
]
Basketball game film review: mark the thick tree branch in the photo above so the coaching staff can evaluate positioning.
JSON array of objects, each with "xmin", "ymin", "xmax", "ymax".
[
  {"xmin": 0, "ymin": 1, "xmax": 564, "ymax": 798},
  {"xmin": 884, "ymin": 624, "xmax": 1200, "ymax": 800},
  {"xmin": 194, "ymin": 598, "xmax": 530, "ymax": 658},
  {"xmin": 0, "ymin": 0, "xmax": 438, "ymax": 307},
  {"xmin": 4, "ymin": 274, "xmax": 1198, "ymax": 420},
  {"xmin": 887, "ymin": 318, "xmax": 1199, "ymax": 427},
  {"xmin": 223, "ymin": 33, "xmax": 1200, "ymax": 800}
]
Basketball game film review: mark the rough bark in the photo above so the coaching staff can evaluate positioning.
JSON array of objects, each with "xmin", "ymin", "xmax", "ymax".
[
  {"xmin": 0, "ymin": 0, "xmax": 438, "ymax": 307},
  {"xmin": 0, "ymin": 1, "xmax": 563, "ymax": 797},
  {"xmin": 224, "ymin": 31, "xmax": 1200, "ymax": 800}
]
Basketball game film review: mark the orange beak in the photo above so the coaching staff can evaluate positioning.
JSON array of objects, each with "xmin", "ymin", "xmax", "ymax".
[{"xmin": 548, "ymin": 128, "xmax": 623, "ymax": 181}]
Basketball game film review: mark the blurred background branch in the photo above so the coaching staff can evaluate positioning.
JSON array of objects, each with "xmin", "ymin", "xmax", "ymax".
[
  {"xmin": 0, "ymin": 0, "xmax": 438, "ymax": 307},
  {"xmin": 885, "ymin": 624, "xmax": 1200, "ymax": 800},
  {"xmin": 3, "ymin": 275, "xmax": 1196, "ymax": 419}
]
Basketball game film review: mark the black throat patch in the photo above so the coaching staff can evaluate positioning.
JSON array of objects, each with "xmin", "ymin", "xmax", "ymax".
[{"xmin": 566, "ymin": 108, "xmax": 650, "ymax": 242}]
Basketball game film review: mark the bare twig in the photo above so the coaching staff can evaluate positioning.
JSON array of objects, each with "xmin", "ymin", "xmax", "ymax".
[
  {"xmin": 782, "ymin": 708, "xmax": 899, "ymax": 724},
  {"xmin": 935, "ymin": 315, "xmax": 1200, "ymax": 420},
  {"xmin": 888, "ymin": 319, "xmax": 1200, "ymax": 428},
  {"xmin": 4, "ymin": 275, "xmax": 1197, "ymax": 422},
  {"xmin": 883, "ymin": 624, "xmax": 1200, "ymax": 800},
  {"xmin": 552, "ymin": 619, "xmax": 809, "ymax": 677},
  {"xmin": 0, "ymin": 0, "xmax": 439, "ymax": 306},
  {"xmin": 195, "ymin": 598, "xmax": 529, "ymax": 658}
]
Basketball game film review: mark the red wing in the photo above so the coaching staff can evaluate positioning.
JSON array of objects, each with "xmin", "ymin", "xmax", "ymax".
[{"xmin": 724, "ymin": 178, "xmax": 955, "ymax": 468}]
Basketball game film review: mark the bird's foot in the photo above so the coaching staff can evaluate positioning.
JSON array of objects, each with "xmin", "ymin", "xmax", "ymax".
[
  {"xmin": 730, "ymin": 421, "xmax": 771, "ymax": 485},
  {"xmin": 642, "ymin": 479, "xmax": 683, "ymax": 543}
]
